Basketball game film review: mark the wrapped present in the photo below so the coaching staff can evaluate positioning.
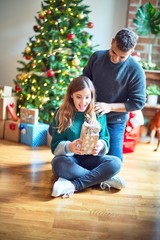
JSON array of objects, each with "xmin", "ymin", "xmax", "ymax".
[
  {"xmin": 20, "ymin": 122, "xmax": 49, "ymax": 147},
  {"xmin": 0, "ymin": 86, "xmax": 12, "ymax": 97},
  {"xmin": 20, "ymin": 107, "xmax": 39, "ymax": 124},
  {"xmin": 0, "ymin": 120, "xmax": 5, "ymax": 139},
  {"xmin": 80, "ymin": 121, "xmax": 100, "ymax": 155},
  {"xmin": 0, "ymin": 96, "xmax": 17, "ymax": 120},
  {"xmin": 4, "ymin": 120, "xmax": 20, "ymax": 142},
  {"xmin": 6, "ymin": 103, "xmax": 19, "ymax": 121}
]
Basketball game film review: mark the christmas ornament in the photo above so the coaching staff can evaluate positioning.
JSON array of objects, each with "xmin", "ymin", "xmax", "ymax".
[
  {"xmin": 31, "ymin": 63, "xmax": 36, "ymax": 68},
  {"xmin": 20, "ymin": 124, "xmax": 26, "ymax": 134},
  {"xmin": 39, "ymin": 11, "xmax": 46, "ymax": 19},
  {"xmin": 16, "ymin": 74, "xmax": 23, "ymax": 81},
  {"xmin": 48, "ymin": 55, "xmax": 55, "ymax": 62},
  {"xmin": 25, "ymin": 47, "xmax": 31, "ymax": 54},
  {"xmin": 47, "ymin": 69, "xmax": 55, "ymax": 77},
  {"xmin": 67, "ymin": 33, "xmax": 76, "ymax": 41},
  {"xmin": 87, "ymin": 22, "xmax": 94, "ymax": 28},
  {"xmin": 33, "ymin": 25, "xmax": 40, "ymax": 32},
  {"xmin": 47, "ymin": 9, "xmax": 52, "ymax": 15},
  {"xmin": 10, "ymin": 123, "xmax": 15, "ymax": 130},
  {"xmin": 25, "ymin": 55, "xmax": 31, "ymax": 60},
  {"xmin": 15, "ymin": 85, "xmax": 22, "ymax": 93},
  {"xmin": 20, "ymin": 124, "xmax": 25, "ymax": 130}
]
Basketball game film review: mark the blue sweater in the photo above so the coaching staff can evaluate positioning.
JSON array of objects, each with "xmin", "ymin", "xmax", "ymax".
[{"xmin": 83, "ymin": 50, "xmax": 146, "ymax": 123}]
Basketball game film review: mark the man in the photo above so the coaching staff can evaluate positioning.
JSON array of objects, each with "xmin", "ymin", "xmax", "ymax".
[{"xmin": 83, "ymin": 28, "xmax": 146, "ymax": 161}]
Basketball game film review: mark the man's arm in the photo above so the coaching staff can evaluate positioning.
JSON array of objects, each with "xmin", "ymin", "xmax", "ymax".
[{"xmin": 95, "ymin": 102, "xmax": 126, "ymax": 116}]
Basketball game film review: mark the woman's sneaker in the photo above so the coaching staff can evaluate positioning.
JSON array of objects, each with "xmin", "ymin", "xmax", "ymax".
[
  {"xmin": 100, "ymin": 175, "xmax": 126, "ymax": 191},
  {"xmin": 51, "ymin": 177, "xmax": 75, "ymax": 198}
]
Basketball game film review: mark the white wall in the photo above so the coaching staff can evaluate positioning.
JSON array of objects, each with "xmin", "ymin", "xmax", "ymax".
[{"xmin": 0, "ymin": 0, "xmax": 128, "ymax": 88}]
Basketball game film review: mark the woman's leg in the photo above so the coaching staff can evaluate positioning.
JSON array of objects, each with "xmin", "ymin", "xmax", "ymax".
[
  {"xmin": 72, "ymin": 154, "xmax": 122, "ymax": 191},
  {"xmin": 51, "ymin": 155, "xmax": 90, "ymax": 180}
]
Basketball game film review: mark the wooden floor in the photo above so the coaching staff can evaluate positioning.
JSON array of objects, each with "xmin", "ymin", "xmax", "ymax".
[{"xmin": 0, "ymin": 139, "xmax": 160, "ymax": 240}]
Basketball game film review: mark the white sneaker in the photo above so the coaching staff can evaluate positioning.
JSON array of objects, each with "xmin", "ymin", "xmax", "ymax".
[
  {"xmin": 100, "ymin": 175, "xmax": 126, "ymax": 190},
  {"xmin": 51, "ymin": 177, "xmax": 75, "ymax": 198}
]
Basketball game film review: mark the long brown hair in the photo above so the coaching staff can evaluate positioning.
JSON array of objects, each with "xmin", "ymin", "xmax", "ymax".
[{"xmin": 56, "ymin": 76, "xmax": 97, "ymax": 133}]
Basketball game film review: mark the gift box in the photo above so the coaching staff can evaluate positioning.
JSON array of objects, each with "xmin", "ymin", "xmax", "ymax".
[
  {"xmin": 0, "ymin": 120, "xmax": 5, "ymax": 139},
  {"xmin": 20, "ymin": 107, "xmax": 39, "ymax": 124},
  {"xmin": 80, "ymin": 121, "xmax": 100, "ymax": 154},
  {"xmin": 0, "ymin": 96, "xmax": 17, "ymax": 120},
  {"xmin": 0, "ymin": 86, "xmax": 12, "ymax": 97},
  {"xmin": 20, "ymin": 123, "xmax": 49, "ymax": 147},
  {"xmin": 4, "ymin": 120, "xmax": 20, "ymax": 142}
]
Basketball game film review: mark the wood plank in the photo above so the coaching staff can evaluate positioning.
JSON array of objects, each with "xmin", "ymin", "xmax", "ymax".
[{"xmin": 0, "ymin": 139, "xmax": 160, "ymax": 240}]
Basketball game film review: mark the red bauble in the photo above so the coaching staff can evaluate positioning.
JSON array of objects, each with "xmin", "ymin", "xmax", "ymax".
[
  {"xmin": 67, "ymin": 33, "xmax": 76, "ymax": 41},
  {"xmin": 15, "ymin": 84, "xmax": 22, "ymax": 93},
  {"xmin": 25, "ymin": 55, "xmax": 31, "ymax": 60},
  {"xmin": 47, "ymin": 10, "xmax": 52, "ymax": 15},
  {"xmin": 47, "ymin": 70, "xmax": 55, "ymax": 78},
  {"xmin": 33, "ymin": 25, "xmax": 40, "ymax": 32},
  {"xmin": 87, "ymin": 22, "xmax": 94, "ymax": 28}
]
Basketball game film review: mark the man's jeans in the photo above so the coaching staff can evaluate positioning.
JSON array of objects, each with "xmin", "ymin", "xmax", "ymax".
[{"xmin": 107, "ymin": 122, "xmax": 126, "ymax": 161}]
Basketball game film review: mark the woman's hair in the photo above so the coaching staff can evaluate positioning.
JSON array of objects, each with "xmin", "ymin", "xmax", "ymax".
[{"xmin": 56, "ymin": 76, "xmax": 97, "ymax": 133}]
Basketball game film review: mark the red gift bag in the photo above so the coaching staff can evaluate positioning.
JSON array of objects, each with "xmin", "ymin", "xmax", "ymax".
[
  {"xmin": 123, "ymin": 110, "xmax": 144, "ymax": 154},
  {"xmin": 123, "ymin": 127, "xmax": 140, "ymax": 153}
]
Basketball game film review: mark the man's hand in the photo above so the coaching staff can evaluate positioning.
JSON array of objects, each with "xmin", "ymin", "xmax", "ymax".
[{"xmin": 95, "ymin": 102, "xmax": 112, "ymax": 115}]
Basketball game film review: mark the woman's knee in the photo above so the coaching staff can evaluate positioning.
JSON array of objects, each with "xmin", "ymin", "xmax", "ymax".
[{"xmin": 51, "ymin": 156, "xmax": 63, "ymax": 174}]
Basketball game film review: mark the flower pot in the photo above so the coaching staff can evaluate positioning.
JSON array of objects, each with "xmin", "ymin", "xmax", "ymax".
[{"xmin": 147, "ymin": 95, "xmax": 158, "ymax": 105}]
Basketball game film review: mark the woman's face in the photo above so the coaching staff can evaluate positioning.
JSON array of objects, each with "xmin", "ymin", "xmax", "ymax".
[{"xmin": 71, "ymin": 87, "xmax": 92, "ymax": 112}]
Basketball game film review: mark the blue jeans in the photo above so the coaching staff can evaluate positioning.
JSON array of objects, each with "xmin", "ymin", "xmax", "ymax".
[
  {"xmin": 107, "ymin": 122, "xmax": 126, "ymax": 161},
  {"xmin": 51, "ymin": 154, "xmax": 122, "ymax": 192}
]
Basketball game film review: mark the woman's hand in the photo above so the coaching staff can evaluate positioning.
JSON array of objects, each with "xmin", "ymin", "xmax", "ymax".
[
  {"xmin": 92, "ymin": 140, "xmax": 104, "ymax": 156},
  {"xmin": 69, "ymin": 139, "xmax": 82, "ymax": 154}
]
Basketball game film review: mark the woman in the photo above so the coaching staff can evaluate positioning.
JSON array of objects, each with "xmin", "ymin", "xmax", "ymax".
[{"xmin": 50, "ymin": 76, "xmax": 125, "ymax": 198}]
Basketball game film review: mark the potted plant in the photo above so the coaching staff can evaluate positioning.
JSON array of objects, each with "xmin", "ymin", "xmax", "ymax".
[
  {"xmin": 133, "ymin": 2, "xmax": 160, "ymax": 69},
  {"xmin": 146, "ymin": 83, "xmax": 160, "ymax": 105}
]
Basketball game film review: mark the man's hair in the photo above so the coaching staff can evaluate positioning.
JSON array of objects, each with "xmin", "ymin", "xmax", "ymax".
[{"xmin": 114, "ymin": 28, "xmax": 138, "ymax": 52}]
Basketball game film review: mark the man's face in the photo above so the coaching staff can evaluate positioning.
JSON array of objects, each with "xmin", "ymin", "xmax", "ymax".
[{"xmin": 109, "ymin": 39, "xmax": 134, "ymax": 64}]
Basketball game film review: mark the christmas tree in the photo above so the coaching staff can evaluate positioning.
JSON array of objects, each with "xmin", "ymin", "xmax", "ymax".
[{"xmin": 14, "ymin": 0, "xmax": 96, "ymax": 124}]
